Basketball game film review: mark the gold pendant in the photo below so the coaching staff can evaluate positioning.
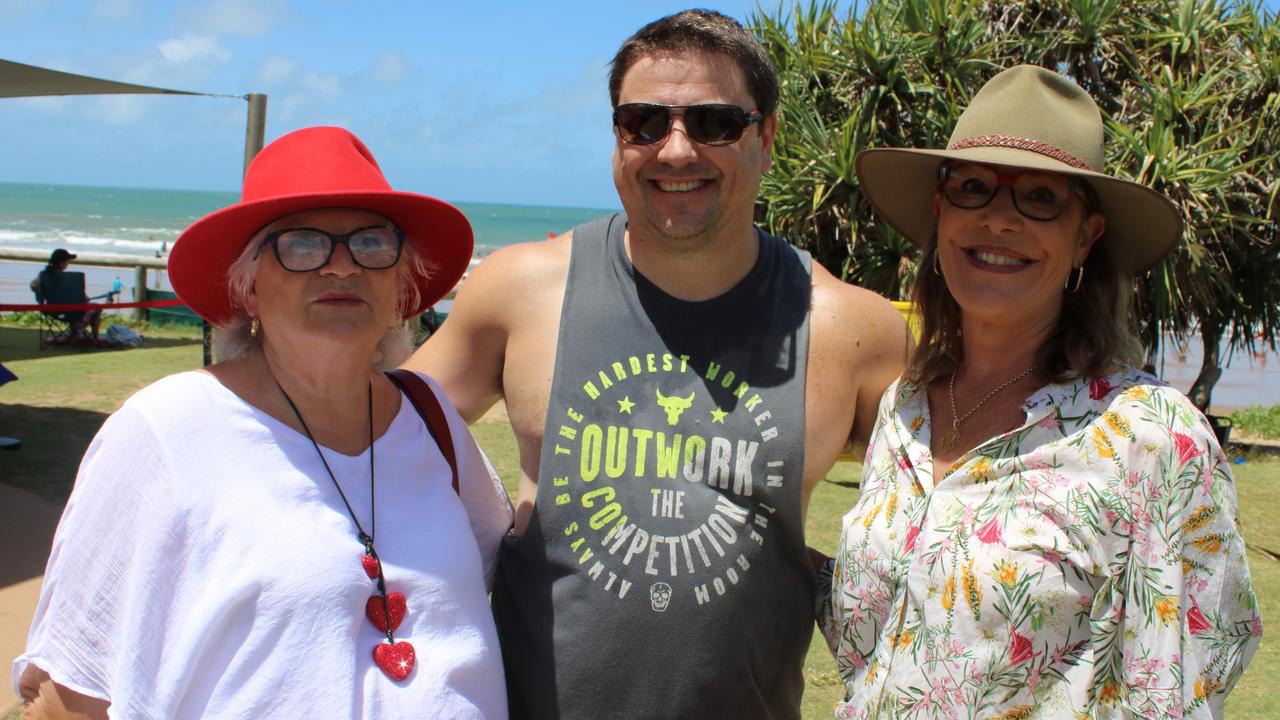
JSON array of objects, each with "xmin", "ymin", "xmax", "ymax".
[{"xmin": 940, "ymin": 428, "xmax": 961, "ymax": 453}]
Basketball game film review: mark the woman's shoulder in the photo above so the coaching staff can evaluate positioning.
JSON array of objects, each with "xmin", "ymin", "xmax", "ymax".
[
  {"xmin": 1088, "ymin": 364, "xmax": 1217, "ymax": 449},
  {"xmin": 111, "ymin": 370, "xmax": 244, "ymax": 435},
  {"xmin": 122, "ymin": 370, "xmax": 226, "ymax": 410},
  {"xmin": 1092, "ymin": 365, "xmax": 1200, "ymax": 416}
]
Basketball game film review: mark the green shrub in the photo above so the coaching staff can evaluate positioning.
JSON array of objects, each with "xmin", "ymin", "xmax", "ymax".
[{"xmin": 1232, "ymin": 405, "xmax": 1280, "ymax": 440}]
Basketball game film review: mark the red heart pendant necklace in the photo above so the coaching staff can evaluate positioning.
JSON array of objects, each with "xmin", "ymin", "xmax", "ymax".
[{"xmin": 275, "ymin": 376, "xmax": 416, "ymax": 682}]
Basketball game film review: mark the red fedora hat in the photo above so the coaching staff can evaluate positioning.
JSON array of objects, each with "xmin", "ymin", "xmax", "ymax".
[{"xmin": 169, "ymin": 126, "xmax": 473, "ymax": 325}]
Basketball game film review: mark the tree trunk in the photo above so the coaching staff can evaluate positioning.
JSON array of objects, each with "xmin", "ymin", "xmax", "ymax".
[{"xmin": 1187, "ymin": 321, "xmax": 1224, "ymax": 413}]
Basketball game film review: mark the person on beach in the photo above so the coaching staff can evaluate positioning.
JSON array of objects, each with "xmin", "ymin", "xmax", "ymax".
[
  {"xmin": 14, "ymin": 126, "xmax": 511, "ymax": 719},
  {"xmin": 29, "ymin": 248, "xmax": 102, "ymax": 343},
  {"xmin": 405, "ymin": 9, "xmax": 908, "ymax": 719},
  {"xmin": 822, "ymin": 65, "xmax": 1261, "ymax": 718}
]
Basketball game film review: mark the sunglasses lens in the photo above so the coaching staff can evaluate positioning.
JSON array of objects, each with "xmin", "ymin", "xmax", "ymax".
[
  {"xmin": 275, "ymin": 229, "xmax": 331, "ymax": 271},
  {"xmin": 614, "ymin": 104, "xmax": 671, "ymax": 145},
  {"xmin": 614, "ymin": 104, "xmax": 756, "ymax": 145},
  {"xmin": 685, "ymin": 105, "xmax": 752, "ymax": 145},
  {"xmin": 347, "ymin": 227, "xmax": 402, "ymax": 269}
]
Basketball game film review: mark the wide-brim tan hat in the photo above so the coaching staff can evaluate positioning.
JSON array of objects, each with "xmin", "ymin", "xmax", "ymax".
[{"xmin": 856, "ymin": 65, "xmax": 1183, "ymax": 271}]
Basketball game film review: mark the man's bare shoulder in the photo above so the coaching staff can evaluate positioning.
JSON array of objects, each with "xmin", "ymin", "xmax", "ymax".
[
  {"xmin": 450, "ymin": 232, "xmax": 573, "ymax": 320},
  {"xmin": 468, "ymin": 232, "xmax": 573, "ymax": 291},
  {"xmin": 809, "ymin": 261, "xmax": 909, "ymax": 365}
]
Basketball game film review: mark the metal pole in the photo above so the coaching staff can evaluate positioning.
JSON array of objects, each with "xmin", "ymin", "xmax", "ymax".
[
  {"xmin": 244, "ymin": 93, "xmax": 268, "ymax": 170},
  {"xmin": 203, "ymin": 92, "xmax": 267, "ymax": 366}
]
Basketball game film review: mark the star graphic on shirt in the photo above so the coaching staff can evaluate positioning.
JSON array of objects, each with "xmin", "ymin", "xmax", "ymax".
[
  {"xmin": 617, "ymin": 396, "xmax": 635, "ymax": 414},
  {"xmin": 710, "ymin": 407, "xmax": 728, "ymax": 424}
]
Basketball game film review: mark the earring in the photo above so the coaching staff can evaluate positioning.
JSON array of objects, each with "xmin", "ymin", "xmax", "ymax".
[
  {"xmin": 250, "ymin": 317, "xmax": 261, "ymax": 338},
  {"xmin": 932, "ymin": 249, "xmax": 943, "ymax": 276},
  {"xmin": 1065, "ymin": 266, "xmax": 1084, "ymax": 293}
]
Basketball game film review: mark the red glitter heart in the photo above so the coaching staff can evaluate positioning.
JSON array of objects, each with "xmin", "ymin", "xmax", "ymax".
[
  {"xmin": 361, "ymin": 555, "xmax": 380, "ymax": 579},
  {"xmin": 366, "ymin": 592, "xmax": 407, "ymax": 633},
  {"xmin": 373, "ymin": 641, "xmax": 415, "ymax": 681}
]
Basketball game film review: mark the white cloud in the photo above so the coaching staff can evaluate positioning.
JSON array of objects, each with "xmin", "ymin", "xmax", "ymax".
[
  {"xmin": 255, "ymin": 55, "xmax": 297, "ymax": 85},
  {"xmin": 301, "ymin": 72, "xmax": 342, "ymax": 97},
  {"xmin": 270, "ymin": 73, "xmax": 343, "ymax": 123},
  {"xmin": 180, "ymin": 0, "xmax": 288, "ymax": 37},
  {"xmin": 157, "ymin": 35, "xmax": 231, "ymax": 64},
  {"xmin": 370, "ymin": 52, "xmax": 410, "ymax": 88},
  {"xmin": 90, "ymin": 95, "xmax": 151, "ymax": 125}
]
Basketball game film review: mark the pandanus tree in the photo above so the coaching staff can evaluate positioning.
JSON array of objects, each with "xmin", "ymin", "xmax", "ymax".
[{"xmin": 751, "ymin": 0, "xmax": 1279, "ymax": 411}]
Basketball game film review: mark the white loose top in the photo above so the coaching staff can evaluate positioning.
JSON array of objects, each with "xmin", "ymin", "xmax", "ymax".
[{"xmin": 13, "ymin": 370, "xmax": 512, "ymax": 719}]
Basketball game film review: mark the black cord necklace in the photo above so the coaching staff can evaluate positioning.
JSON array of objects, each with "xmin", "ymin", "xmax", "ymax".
[{"xmin": 273, "ymin": 376, "xmax": 417, "ymax": 681}]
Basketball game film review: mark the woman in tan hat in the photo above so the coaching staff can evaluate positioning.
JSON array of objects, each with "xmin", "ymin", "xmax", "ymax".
[
  {"xmin": 820, "ymin": 66, "xmax": 1259, "ymax": 717},
  {"xmin": 15, "ymin": 127, "xmax": 511, "ymax": 718}
]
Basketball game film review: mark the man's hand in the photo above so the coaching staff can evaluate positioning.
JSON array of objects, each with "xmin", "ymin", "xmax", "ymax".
[{"xmin": 18, "ymin": 664, "xmax": 110, "ymax": 720}]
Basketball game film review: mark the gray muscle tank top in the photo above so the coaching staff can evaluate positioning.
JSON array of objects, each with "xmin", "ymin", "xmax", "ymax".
[{"xmin": 492, "ymin": 214, "xmax": 814, "ymax": 719}]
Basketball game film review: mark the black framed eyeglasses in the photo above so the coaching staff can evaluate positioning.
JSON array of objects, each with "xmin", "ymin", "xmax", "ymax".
[
  {"xmin": 258, "ymin": 225, "xmax": 404, "ymax": 272},
  {"xmin": 613, "ymin": 103, "xmax": 763, "ymax": 146},
  {"xmin": 940, "ymin": 163, "xmax": 1094, "ymax": 221}
]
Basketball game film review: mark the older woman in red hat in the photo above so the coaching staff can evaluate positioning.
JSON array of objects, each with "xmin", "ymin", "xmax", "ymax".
[
  {"xmin": 820, "ymin": 66, "xmax": 1260, "ymax": 718},
  {"xmin": 14, "ymin": 127, "xmax": 511, "ymax": 718}
]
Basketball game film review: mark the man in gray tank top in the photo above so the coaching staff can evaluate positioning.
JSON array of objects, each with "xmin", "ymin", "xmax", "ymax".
[{"xmin": 406, "ymin": 10, "xmax": 909, "ymax": 718}]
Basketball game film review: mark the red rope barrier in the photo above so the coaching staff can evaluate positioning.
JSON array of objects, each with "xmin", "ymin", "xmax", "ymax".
[{"xmin": 0, "ymin": 299, "xmax": 187, "ymax": 312}]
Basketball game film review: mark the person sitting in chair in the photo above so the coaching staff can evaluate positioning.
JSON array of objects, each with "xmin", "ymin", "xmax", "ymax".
[{"xmin": 30, "ymin": 248, "xmax": 102, "ymax": 344}]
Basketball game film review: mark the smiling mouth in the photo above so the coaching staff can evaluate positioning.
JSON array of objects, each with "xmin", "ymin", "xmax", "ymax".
[
  {"xmin": 966, "ymin": 249, "xmax": 1033, "ymax": 267},
  {"xmin": 653, "ymin": 179, "xmax": 710, "ymax": 193}
]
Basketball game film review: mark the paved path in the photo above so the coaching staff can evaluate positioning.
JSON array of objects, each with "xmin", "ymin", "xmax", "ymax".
[{"xmin": 0, "ymin": 483, "xmax": 62, "ymax": 715}]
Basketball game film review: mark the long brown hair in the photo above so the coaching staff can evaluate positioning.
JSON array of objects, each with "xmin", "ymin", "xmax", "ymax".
[{"xmin": 906, "ymin": 228, "xmax": 1143, "ymax": 386}]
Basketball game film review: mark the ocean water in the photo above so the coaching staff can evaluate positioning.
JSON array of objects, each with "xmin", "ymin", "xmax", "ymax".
[
  {"xmin": 2, "ymin": 182, "xmax": 1276, "ymax": 411},
  {"xmin": 0, "ymin": 181, "xmax": 615, "ymax": 260}
]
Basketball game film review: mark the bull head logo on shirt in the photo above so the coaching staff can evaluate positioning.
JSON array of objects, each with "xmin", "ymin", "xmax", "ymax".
[{"xmin": 655, "ymin": 388, "xmax": 696, "ymax": 426}]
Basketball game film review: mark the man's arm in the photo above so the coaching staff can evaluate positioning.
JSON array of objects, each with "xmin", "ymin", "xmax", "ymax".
[
  {"xmin": 805, "ymin": 265, "xmax": 909, "ymax": 475},
  {"xmin": 846, "ymin": 294, "xmax": 912, "ymax": 458},
  {"xmin": 403, "ymin": 248, "xmax": 518, "ymax": 423},
  {"xmin": 805, "ymin": 269, "xmax": 909, "ymax": 640},
  {"xmin": 19, "ymin": 664, "xmax": 110, "ymax": 720}
]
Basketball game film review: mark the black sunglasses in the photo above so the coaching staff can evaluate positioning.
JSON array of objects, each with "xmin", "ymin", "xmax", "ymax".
[
  {"xmin": 258, "ymin": 225, "xmax": 404, "ymax": 272},
  {"xmin": 613, "ymin": 103, "xmax": 763, "ymax": 146}
]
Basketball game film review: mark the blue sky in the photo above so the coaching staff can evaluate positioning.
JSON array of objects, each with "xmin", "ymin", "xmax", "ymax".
[
  {"xmin": 0, "ymin": 0, "xmax": 779, "ymax": 209},
  {"xmin": 1, "ymin": 0, "xmax": 1276, "ymax": 209}
]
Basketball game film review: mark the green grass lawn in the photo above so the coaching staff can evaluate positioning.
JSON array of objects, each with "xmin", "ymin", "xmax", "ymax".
[{"xmin": 2, "ymin": 322, "xmax": 1275, "ymax": 718}]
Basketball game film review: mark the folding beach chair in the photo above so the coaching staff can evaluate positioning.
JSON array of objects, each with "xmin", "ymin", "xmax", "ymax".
[{"xmin": 33, "ymin": 270, "xmax": 92, "ymax": 349}]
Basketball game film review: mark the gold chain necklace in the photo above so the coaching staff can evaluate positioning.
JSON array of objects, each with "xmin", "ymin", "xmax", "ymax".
[{"xmin": 940, "ymin": 365, "xmax": 1036, "ymax": 453}]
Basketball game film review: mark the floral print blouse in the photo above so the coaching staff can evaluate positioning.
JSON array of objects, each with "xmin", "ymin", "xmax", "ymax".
[{"xmin": 820, "ymin": 366, "xmax": 1260, "ymax": 719}]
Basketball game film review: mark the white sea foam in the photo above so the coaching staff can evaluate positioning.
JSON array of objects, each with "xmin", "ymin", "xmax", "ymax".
[
  {"xmin": 124, "ymin": 227, "xmax": 178, "ymax": 236},
  {"xmin": 114, "ymin": 238, "xmax": 167, "ymax": 251},
  {"xmin": 59, "ymin": 234, "xmax": 117, "ymax": 247},
  {"xmin": 0, "ymin": 229, "xmax": 41, "ymax": 243}
]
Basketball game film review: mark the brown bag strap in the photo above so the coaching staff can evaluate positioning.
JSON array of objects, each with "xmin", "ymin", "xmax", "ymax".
[{"xmin": 385, "ymin": 369, "xmax": 460, "ymax": 496}]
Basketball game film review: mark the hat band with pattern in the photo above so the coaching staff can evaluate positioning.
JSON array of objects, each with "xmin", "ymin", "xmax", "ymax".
[{"xmin": 947, "ymin": 135, "xmax": 1093, "ymax": 171}]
